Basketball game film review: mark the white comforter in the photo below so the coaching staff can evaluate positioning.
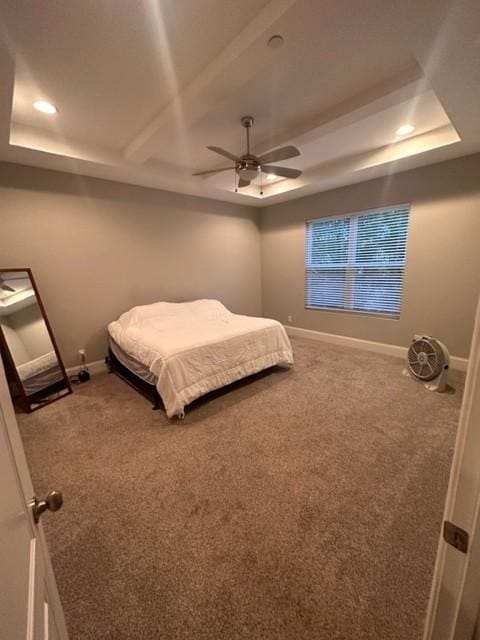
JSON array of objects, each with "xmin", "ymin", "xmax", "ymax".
[
  {"xmin": 17, "ymin": 350, "xmax": 59, "ymax": 381},
  {"xmin": 108, "ymin": 300, "xmax": 293, "ymax": 418}
]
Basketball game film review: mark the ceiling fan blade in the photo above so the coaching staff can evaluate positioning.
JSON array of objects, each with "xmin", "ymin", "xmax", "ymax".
[
  {"xmin": 258, "ymin": 146, "xmax": 300, "ymax": 164},
  {"xmin": 0, "ymin": 281, "xmax": 15, "ymax": 292},
  {"xmin": 237, "ymin": 178, "xmax": 251, "ymax": 188},
  {"xmin": 192, "ymin": 166, "xmax": 232, "ymax": 176},
  {"xmin": 262, "ymin": 165, "xmax": 302, "ymax": 179},
  {"xmin": 207, "ymin": 146, "xmax": 241, "ymax": 162}
]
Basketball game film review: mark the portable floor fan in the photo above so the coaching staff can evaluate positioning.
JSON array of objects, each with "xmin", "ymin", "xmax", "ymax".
[{"xmin": 403, "ymin": 335, "xmax": 450, "ymax": 392}]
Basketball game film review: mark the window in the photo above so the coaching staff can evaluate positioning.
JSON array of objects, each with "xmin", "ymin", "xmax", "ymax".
[{"xmin": 305, "ymin": 204, "xmax": 410, "ymax": 317}]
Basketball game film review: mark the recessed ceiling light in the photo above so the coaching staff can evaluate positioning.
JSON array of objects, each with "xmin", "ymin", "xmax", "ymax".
[
  {"xmin": 33, "ymin": 100, "xmax": 58, "ymax": 114},
  {"xmin": 396, "ymin": 124, "xmax": 415, "ymax": 136}
]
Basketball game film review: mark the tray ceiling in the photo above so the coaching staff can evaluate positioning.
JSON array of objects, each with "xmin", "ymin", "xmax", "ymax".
[{"xmin": 0, "ymin": 0, "xmax": 479, "ymax": 206}]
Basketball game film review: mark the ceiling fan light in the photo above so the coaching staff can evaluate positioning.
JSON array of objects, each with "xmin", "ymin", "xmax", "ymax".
[{"xmin": 241, "ymin": 169, "xmax": 260, "ymax": 181}]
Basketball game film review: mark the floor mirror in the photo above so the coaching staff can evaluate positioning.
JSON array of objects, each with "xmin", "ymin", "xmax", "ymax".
[{"xmin": 0, "ymin": 268, "xmax": 72, "ymax": 412}]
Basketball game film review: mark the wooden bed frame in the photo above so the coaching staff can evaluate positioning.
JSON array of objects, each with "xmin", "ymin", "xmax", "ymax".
[{"xmin": 105, "ymin": 348, "xmax": 163, "ymax": 411}]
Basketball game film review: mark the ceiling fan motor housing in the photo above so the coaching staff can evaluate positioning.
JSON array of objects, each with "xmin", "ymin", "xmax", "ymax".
[{"xmin": 236, "ymin": 156, "xmax": 260, "ymax": 180}]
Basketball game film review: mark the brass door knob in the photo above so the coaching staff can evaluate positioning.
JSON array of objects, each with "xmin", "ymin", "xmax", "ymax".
[{"xmin": 31, "ymin": 490, "xmax": 63, "ymax": 524}]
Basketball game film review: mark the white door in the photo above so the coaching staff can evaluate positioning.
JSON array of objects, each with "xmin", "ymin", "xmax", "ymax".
[
  {"xmin": 0, "ymin": 356, "xmax": 68, "ymax": 640},
  {"xmin": 424, "ymin": 296, "xmax": 480, "ymax": 640}
]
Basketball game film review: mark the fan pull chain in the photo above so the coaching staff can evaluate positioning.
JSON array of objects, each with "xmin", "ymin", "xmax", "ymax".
[
  {"xmin": 234, "ymin": 171, "xmax": 238, "ymax": 193},
  {"xmin": 260, "ymin": 169, "xmax": 263, "ymax": 196}
]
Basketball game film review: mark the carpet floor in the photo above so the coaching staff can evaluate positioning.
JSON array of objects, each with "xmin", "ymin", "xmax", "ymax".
[{"xmin": 18, "ymin": 337, "xmax": 464, "ymax": 640}]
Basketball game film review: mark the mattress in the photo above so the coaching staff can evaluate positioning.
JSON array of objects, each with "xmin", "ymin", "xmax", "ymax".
[
  {"xmin": 22, "ymin": 367, "xmax": 64, "ymax": 396},
  {"xmin": 108, "ymin": 299, "xmax": 293, "ymax": 418},
  {"xmin": 17, "ymin": 350, "xmax": 59, "ymax": 381},
  {"xmin": 109, "ymin": 337, "xmax": 157, "ymax": 385},
  {"xmin": 17, "ymin": 351, "xmax": 64, "ymax": 396}
]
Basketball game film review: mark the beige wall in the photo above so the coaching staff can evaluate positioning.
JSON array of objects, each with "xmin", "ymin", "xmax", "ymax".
[
  {"xmin": 1, "ymin": 154, "xmax": 479, "ymax": 367},
  {"xmin": 0, "ymin": 163, "xmax": 261, "ymax": 367},
  {"xmin": 0, "ymin": 317, "xmax": 30, "ymax": 366},
  {"xmin": 261, "ymin": 154, "xmax": 480, "ymax": 358}
]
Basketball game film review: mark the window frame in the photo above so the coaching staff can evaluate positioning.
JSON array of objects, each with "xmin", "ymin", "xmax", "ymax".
[{"xmin": 304, "ymin": 203, "xmax": 411, "ymax": 319}]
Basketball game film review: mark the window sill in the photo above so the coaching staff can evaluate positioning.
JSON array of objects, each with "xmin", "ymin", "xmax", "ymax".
[{"xmin": 305, "ymin": 305, "xmax": 400, "ymax": 321}]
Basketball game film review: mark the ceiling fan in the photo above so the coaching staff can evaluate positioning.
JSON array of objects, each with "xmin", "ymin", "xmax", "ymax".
[
  {"xmin": 193, "ymin": 116, "xmax": 302, "ymax": 190},
  {"xmin": 0, "ymin": 274, "xmax": 29, "ymax": 293},
  {"xmin": 0, "ymin": 278, "xmax": 16, "ymax": 293}
]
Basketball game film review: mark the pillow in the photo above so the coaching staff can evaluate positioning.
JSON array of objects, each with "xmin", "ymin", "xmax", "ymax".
[{"xmin": 116, "ymin": 299, "xmax": 230, "ymax": 329}]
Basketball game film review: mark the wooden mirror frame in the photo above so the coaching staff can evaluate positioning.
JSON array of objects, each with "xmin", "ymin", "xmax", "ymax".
[{"xmin": 0, "ymin": 267, "xmax": 72, "ymax": 412}]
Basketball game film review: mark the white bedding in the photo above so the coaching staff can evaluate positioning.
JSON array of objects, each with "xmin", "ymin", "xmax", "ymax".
[
  {"xmin": 108, "ymin": 299, "xmax": 293, "ymax": 418},
  {"xmin": 17, "ymin": 350, "xmax": 59, "ymax": 382}
]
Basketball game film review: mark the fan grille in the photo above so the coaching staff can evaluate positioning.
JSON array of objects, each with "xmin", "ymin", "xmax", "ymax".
[{"xmin": 407, "ymin": 338, "xmax": 445, "ymax": 381}]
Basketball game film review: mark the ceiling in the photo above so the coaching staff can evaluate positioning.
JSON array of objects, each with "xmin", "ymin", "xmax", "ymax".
[
  {"xmin": 0, "ymin": 272, "xmax": 35, "ymax": 316},
  {"xmin": 0, "ymin": 0, "xmax": 479, "ymax": 206}
]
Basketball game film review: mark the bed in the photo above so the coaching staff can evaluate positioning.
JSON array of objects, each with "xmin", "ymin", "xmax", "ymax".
[
  {"xmin": 16, "ymin": 350, "xmax": 64, "ymax": 396},
  {"xmin": 107, "ymin": 299, "xmax": 293, "ymax": 418}
]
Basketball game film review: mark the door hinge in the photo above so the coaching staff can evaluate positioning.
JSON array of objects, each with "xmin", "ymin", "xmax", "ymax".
[{"xmin": 443, "ymin": 521, "xmax": 469, "ymax": 553}]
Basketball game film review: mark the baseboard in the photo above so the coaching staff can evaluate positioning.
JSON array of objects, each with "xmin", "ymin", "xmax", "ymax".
[
  {"xmin": 65, "ymin": 332, "xmax": 469, "ymax": 376},
  {"xmin": 66, "ymin": 359, "xmax": 108, "ymax": 376},
  {"xmin": 286, "ymin": 326, "xmax": 469, "ymax": 372}
]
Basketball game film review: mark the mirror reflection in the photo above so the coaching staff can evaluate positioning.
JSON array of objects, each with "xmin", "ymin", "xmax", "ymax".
[{"xmin": 0, "ymin": 269, "xmax": 71, "ymax": 411}]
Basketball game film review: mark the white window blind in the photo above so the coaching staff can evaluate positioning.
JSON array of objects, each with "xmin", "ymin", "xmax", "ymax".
[{"xmin": 305, "ymin": 205, "xmax": 410, "ymax": 317}]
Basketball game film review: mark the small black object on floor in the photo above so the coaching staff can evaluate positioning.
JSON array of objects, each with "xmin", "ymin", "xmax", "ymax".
[{"xmin": 69, "ymin": 369, "xmax": 90, "ymax": 384}]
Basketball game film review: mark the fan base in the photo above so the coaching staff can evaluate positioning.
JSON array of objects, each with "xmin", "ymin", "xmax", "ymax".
[{"xmin": 402, "ymin": 366, "xmax": 449, "ymax": 393}]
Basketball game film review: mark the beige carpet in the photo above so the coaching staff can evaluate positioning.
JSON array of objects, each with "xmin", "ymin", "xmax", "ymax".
[{"xmin": 18, "ymin": 337, "xmax": 464, "ymax": 640}]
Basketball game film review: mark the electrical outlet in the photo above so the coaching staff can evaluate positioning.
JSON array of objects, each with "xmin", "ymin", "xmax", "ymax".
[{"xmin": 287, "ymin": 315, "xmax": 292, "ymax": 323}]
